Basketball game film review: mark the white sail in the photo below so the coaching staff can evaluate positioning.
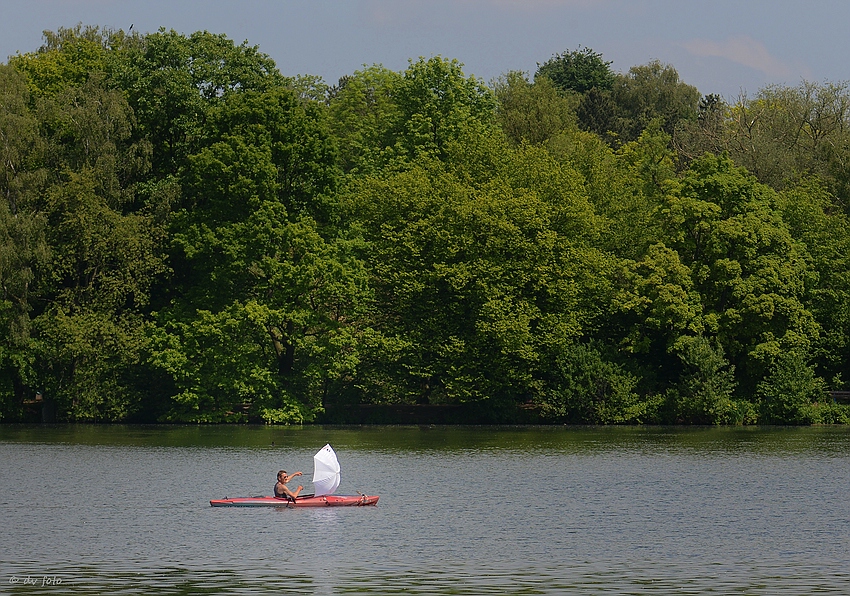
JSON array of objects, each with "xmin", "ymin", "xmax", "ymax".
[{"xmin": 312, "ymin": 444, "xmax": 341, "ymax": 496}]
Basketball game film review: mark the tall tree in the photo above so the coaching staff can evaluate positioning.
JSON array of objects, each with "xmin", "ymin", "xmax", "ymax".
[
  {"xmin": 535, "ymin": 47, "xmax": 615, "ymax": 95},
  {"xmin": 610, "ymin": 60, "xmax": 700, "ymax": 144},
  {"xmin": 493, "ymin": 70, "xmax": 578, "ymax": 145},
  {"xmin": 391, "ymin": 56, "xmax": 497, "ymax": 161},
  {"xmin": 721, "ymin": 82, "xmax": 850, "ymax": 205},
  {"xmin": 4, "ymin": 30, "xmax": 168, "ymax": 420},
  {"xmin": 155, "ymin": 86, "xmax": 367, "ymax": 423},
  {"xmin": 0, "ymin": 65, "xmax": 48, "ymax": 417},
  {"xmin": 343, "ymin": 129, "xmax": 614, "ymax": 416},
  {"xmin": 327, "ymin": 65, "xmax": 402, "ymax": 175},
  {"xmin": 777, "ymin": 179, "xmax": 850, "ymax": 391},
  {"xmin": 664, "ymin": 155, "xmax": 820, "ymax": 395},
  {"xmin": 8, "ymin": 24, "xmax": 114, "ymax": 99},
  {"xmin": 114, "ymin": 29, "xmax": 284, "ymax": 178}
]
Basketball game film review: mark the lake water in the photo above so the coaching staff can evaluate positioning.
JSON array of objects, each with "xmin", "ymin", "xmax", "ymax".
[{"xmin": 1, "ymin": 424, "xmax": 849, "ymax": 594}]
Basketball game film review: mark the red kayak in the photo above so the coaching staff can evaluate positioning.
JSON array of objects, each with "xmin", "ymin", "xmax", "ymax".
[
  {"xmin": 213, "ymin": 445, "xmax": 378, "ymax": 508},
  {"xmin": 210, "ymin": 494, "xmax": 379, "ymax": 507}
]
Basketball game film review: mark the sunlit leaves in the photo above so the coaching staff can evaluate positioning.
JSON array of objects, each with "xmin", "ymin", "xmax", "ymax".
[
  {"xmin": 391, "ymin": 56, "xmax": 497, "ymax": 161},
  {"xmin": 666, "ymin": 155, "xmax": 819, "ymax": 391},
  {"xmin": 2, "ymin": 25, "xmax": 849, "ymax": 424},
  {"xmin": 9, "ymin": 25, "xmax": 111, "ymax": 98},
  {"xmin": 327, "ymin": 65, "xmax": 402, "ymax": 174},
  {"xmin": 344, "ymin": 134, "xmax": 611, "ymax": 408},
  {"xmin": 493, "ymin": 71, "xmax": 578, "ymax": 145}
]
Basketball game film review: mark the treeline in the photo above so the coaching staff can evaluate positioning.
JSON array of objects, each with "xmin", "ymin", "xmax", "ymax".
[{"xmin": 2, "ymin": 28, "xmax": 849, "ymax": 424}]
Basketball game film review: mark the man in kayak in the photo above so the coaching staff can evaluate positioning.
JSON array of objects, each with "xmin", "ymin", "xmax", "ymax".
[{"xmin": 274, "ymin": 470, "xmax": 304, "ymax": 501}]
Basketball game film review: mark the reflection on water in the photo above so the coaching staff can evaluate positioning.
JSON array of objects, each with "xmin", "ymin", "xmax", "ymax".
[
  {"xmin": 2, "ymin": 422, "xmax": 848, "ymax": 454},
  {"xmin": 2, "ymin": 424, "xmax": 850, "ymax": 594},
  {"xmin": 6, "ymin": 563, "xmax": 850, "ymax": 596}
]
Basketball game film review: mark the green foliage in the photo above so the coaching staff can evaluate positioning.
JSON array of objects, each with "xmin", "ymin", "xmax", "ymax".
[
  {"xmin": 9, "ymin": 25, "xmax": 112, "ymax": 98},
  {"xmin": 342, "ymin": 132, "xmax": 613, "ymax": 411},
  {"xmin": 673, "ymin": 93, "xmax": 729, "ymax": 163},
  {"xmin": 777, "ymin": 179, "xmax": 850, "ymax": 386},
  {"xmin": 327, "ymin": 66, "xmax": 402, "ymax": 174},
  {"xmin": 114, "ymin": 28, "xmax": 284, "ymax": 176},
  {"xmin": 663, "ymin": 155, "xmax": 819, "ymax": 394},
  {"xmin": 757, "ymin": 349, "xmax": 827, "ymax": 424},
  {"xmin": 152, "ymin": 66, "xmax": 365, "ymax": 423},
  {"xmin": 2, "ymin": 35, "xmax": 167, "ymax": 420},
  {"xmin": 33, "ymin": 309, "xmax": 151, "ymax": 421},
  {"xmin": 1, "ymin": 26, "xmax": 847, "ymax": 425},
  {"xmin": 390, "ymin": 56, "xmax": 497, "ymax": 161},
  {"xmin": 535, "ymin": 47, "xmax": 615, "ymax": 94},
  {"xmin": 669, "ymin": 335, "xmax": 740, "ymax": 424},
  {"xmin": 493, "ymin": 71, "xmax": 578, "ymax": 145},
  {"xmin": 539, "ymin": 342, "xmax": 650, "ymax": 424},
  {"xmin": 576, "ymin": 87, "xmax": 618, "ymax": 143},
  {"xmin": 610, "ymin": 61, "xmax": 700, "ymax": 143},
  {"xmin": 0, "ymin": 65, "xmax": 48, "ymax": 414},
  {"xmin": 154, "ymin": 204, "xmax": 370, "ymax": 422},
  {"xmin": 38, "ymin": 74, "xmax": 149, "ymax": 206},
  {"xmin": 150, "ymin": 303, "xmax": 312, "ymax": 424},
  {"xmin": 30, "ymin": 169, "xmax": 165, "ymax": 420},
  {"xmin": 615, "ymin": 243, "xmax": 703, "ymax": 355}
]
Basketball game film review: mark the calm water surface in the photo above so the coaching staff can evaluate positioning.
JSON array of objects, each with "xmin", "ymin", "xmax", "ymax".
[{"xmin": 1, "ymin": 424, "xmax": 849, "ymax": 594}]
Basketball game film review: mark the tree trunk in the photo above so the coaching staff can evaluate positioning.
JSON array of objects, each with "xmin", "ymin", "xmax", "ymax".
[{"xmin": 274, "ymin": 320, "xmax": 295, "ymax": 378}]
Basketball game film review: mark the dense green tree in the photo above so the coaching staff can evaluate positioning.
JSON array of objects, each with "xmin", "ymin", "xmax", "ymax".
[
  {"xmin": 669, "ymin": 335, "xmax": 742, "ymax": 424},
  {"xmin": 757, "ymin": 348, "xmax": 825, "ymax": 424},
  {"xmin": 0, "ymin": 200, "xmax": 45, "ymax": 418},
  {"xmin": 777, "ymin": 179, "xmax": 850, "ymax": 389},
  {"xmin": 547, "ymin": 124, "xmax": 671, "ymax": 261},
  {"xmin": 31, "ymin": 167, "xmax": 165, "ymax": 420},
  {"xmin": 154, "ymin": 85, "xmax": 367, "ymax": 423},
  {"xmin": 664, "ymin": 155, "xmax": 820, "ymax": 395},
  {"xmin": 152, "ymin": 213, "xmax": 370, "ymax": 422},
  {"xmin": 610, "ymin": 241, "xmax": 740, "ymax": 424},
  {"xmin": 114, "ymin": 28, "xmax": 284, "ymax": 177},
  {"xmin": 614, "ymin": 243, "xmax": 702, "ymax": 362},
  {"xmin": 2, "ymin": 30, "xmax": 167, "ymax": 420},
  {"xmin": 0, "ymin": 65, "xmax": 48, "ymax": 417},
  {"xmin": 8, "ymin": 25, "xmax": 115, "ymax": 99},
  {"xmin": 327, "ymin": 66, "xmax": 402, "ymax": 174},
  {"xmin": 535, "ymin": 47, "xmax": 615, "ymax": 95},
  {"xmin": 343, "ymin": 131, "xmax": 613, "ymax": 413},
  {"xmin": 610, "ymin": 60, "xmax": 700, "ymax": 144},
  {"xmin": 170, "ymin": 86, "xmax": 340, "ymax": 302},
  {"xmin": 493, "ymin": 70, "xmax": 578, "ymax": 145},
  {"xmin": 36, "ymin": 74, "xmax": 150, "ymax": 207},
  {"xmin": 391, "ymin": 56, "xmax": 497, "ymax": 161},
  {"xmin": 539, "ymin": 341, "xmax": 646, "ymax": 423},
  {"xmin": 328, "ymin": 58, "xmax": 497, "ymax": 172},
  {"xmin": 576, "ymin": 86, "xmax": 618, "ymax": 142}
]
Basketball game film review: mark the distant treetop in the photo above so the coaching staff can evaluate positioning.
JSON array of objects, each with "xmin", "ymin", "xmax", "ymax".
[{"xmin": 535, "ymin": 46, "xmax": 615, "ymax": 94}]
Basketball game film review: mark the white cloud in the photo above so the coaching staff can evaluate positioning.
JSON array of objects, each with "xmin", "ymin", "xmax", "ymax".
[{"xmin": 681, "ymin": 35, "xmax": 792, "ymax": 79}]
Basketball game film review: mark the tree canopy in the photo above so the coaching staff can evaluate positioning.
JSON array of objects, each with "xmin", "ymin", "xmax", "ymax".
[{"xmin": 2, "ymin": 30, "xmax": 849, "ymax": 425}]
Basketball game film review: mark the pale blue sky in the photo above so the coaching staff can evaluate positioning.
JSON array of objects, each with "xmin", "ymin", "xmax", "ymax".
[{"xmin": 1, "ymin": 0, "xmax": 847, "ymax": 100}]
